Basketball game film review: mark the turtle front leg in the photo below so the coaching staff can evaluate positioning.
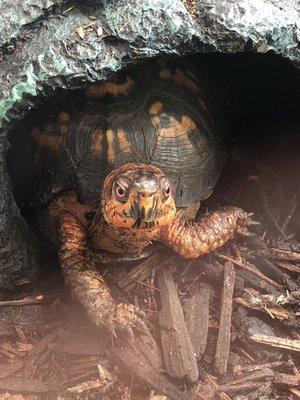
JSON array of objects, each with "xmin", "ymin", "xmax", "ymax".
[
  {"xmin": 59, "ymin": 210, "xmax": 149, "ymax": 340},
  {"xmin": 160, "ymin": 207, "xmax": 257, "ymax": 259}
]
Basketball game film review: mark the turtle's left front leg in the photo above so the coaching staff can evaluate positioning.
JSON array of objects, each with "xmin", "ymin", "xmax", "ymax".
[{"xmin": 160, "ymin": 206, "xmax": 257, "ymax": 259}]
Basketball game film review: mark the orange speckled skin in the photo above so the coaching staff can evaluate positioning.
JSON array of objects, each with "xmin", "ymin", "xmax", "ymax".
[
  {"xmin": 160, "ymin": 207, "xmax": 250, "ymax": 258},
  {"xmin": 58, "ymin": 164, "xmax": 253, "ymax": 335},
  {"xmin": 59, "ymin": 209, "xmax": 148, "ymax": 335}
]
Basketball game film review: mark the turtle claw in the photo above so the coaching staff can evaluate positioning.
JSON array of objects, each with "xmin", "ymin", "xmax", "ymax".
[
  {"xmin": 111, "ymin": 302, "xmax": 150, "ymax": 343},
  {"xmin": 248, "ymin": 220, "xmax": 261, "ymax": 226},
  {"xmin": 236, "ymin": 211, "xmax": 260, "ymax": 237}
]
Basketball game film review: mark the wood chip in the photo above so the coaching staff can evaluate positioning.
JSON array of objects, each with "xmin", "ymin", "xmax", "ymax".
[
  {"xmin": 219, "ymin": 368, "xmax": 274, "ymax": 390},
  {"xmin": 117, "ymin": 252, "xmax": 167, "ymax": 292},
  {"xmin": 216, "ymin": 253, "xmax": 283, "ymax": 290},
  {"xmin": 0, "ymin": 295, "xmax": 43, "ymax": 307},
  {"xmin": 250, "ymin": 333, "xmax": 300, "ymax": 352},
  {"xmin": 0, "ymin": 377, "xmax": 60, "ymax": 393},
  {"xmin": 23, "ymin": 328, "xmax": 66, "ymax": 377},
  {"xmin": 235, "ymin": 289, "xmax": 294, "ymax": 321},
  {"xmin": 276, "ymin": 261, "xmax": 300, "ymax": 274},
  {"xmin": 113, "ymin": 338, "xmax": 184, "ymax": 400},
  {"xmin": 158, "ymin": 268, "xmax": 199, "ymax": 382},
  {"xmin": 215, "ymin": 262, "xmax": 236, "ymax": 375},
  {"xmin": 273, "ymin": 373, "xmax": 300, "ymax": 387},
  {"xmin": 183, "ymin": 282, "xmax": 212, "ymax": 357},
  {"xmin": 0, "ymin": 360, "xmax": 23, "ymax": 379},
  {"xmin": 67, "ymin": 379, "xmax": 105, "ymax": 393}
]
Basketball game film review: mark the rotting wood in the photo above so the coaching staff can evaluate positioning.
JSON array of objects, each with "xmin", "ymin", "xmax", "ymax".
[
  {"xmin": 233, "ymin": 360, "xmax": 288, "ymax": 375},
  {"xmin": 117, "ymin": 252, "xmax": 172, "ymax": 292},
  {"xmin": 273, "ymin": 373, "xmax": 300, "ymax": 387},
  {"xmin": 219, "ymin": 368, "xmax": 274, "ymax": 390},
  {"xmin": 250, "ymin": 333, "xmax": 300, "ymax": 352},
  {"xmin": 214, "ymin": 262, "xmax": 235, "ymax": 375},
  {"xmin": 276, "ymin": 261, "xmax": 300, "ymax": 274},
  {"xmin": 234, "ymin": 288, "xmax": 295, "ymax": 320},
  {"xmin": 201, "ymin": 261, "xmax": 223, "ymax": 281},
  {"xmin": 254, "ymin": 256, "xmax": 298, "ymax": 292},
  {"xmin": 235, "ymin": 269, "xmax": 280, "ymax": 296},
  {"xmin": 258, "ymin": 248, "xmax": 300, "ymax": 262},
  {"xmin": 0, "ymin": 360, "xmax": 23, "ymax": 379},
  {"xmin": 23, "ymin": 328, "xmax": 66, "ymax": 378},
  {"xmin": 112, "ymin": 338, "xmax": 185, "ymax": 400},
  {"xmin": 216, "ymin": 253, "xmax": 284, "ymax": 290},
  {"xmin": 218, "ymin": 381, "xmax": 267, "ymax": 394},
  {"xmin": 0, "ymin": 377, "xmax": 61, "ymax": 393},
  {"xmin": 158, "ymin": 267, "xmax": 199, "ymax": 382},
  {"xmin": 183, "ymin": 282, "xmax": 212, "ymax": 357},
  {"xmin": 67, "ymin": 378, "xmax": 110, "ymax": 393}
]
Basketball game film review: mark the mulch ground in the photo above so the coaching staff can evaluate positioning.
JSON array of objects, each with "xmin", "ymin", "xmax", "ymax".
[{"xmin": 0, "ymin": 118, "xmax": 299, "ymax": 400}]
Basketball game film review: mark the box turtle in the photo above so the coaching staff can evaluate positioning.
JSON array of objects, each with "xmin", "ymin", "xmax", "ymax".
[{"xmin": 11, "ymin": 59, "xmax": 255, "ymax": 338}]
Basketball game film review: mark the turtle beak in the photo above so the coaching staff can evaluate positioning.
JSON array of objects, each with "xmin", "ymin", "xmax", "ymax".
[
  {"xmin": 132, "ymin": 174, "xmax": 159, "ymax": 226},
  {"xmin": 137, "ymin": 192, "xmax": 157, "ymax": 222}
]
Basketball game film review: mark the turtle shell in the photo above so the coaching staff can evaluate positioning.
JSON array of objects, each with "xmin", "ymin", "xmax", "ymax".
[{"xmin": 9, "ymin": 59, "xmax": 226, "ymax": 209}]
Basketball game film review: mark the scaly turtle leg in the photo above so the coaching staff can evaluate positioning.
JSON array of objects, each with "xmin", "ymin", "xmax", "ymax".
[
  {"xmin": 59, "ymin": 208, "xmax": 149, "ymax": 340},
  {"xmin": 160, "ymin": 206, "xmax": 258, "ymax": 259}
]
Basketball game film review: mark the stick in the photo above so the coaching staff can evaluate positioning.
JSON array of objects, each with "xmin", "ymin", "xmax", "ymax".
[
  {"xmin": 214, "ymin": 262, "xmax": 235, "ymax": 375},
  {"xmin": 158, "ymin": 268, "xmax": 199, "ymax": 382},
  {"xmin": 250, "ymin": 334, "xmax": 300, "ymax": 352},
  {"xmin": 0, "ymin": 295, "xmax": 44, "ymax": 307},
  {"xmin": 183, "ymin": 283, "xmax": 212, "ymax": 357},
  {"xmin": 216, "ymin": 253, "xmax": 284, "ymax": 290}
]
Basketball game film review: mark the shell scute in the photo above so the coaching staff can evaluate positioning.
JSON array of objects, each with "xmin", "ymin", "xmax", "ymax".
[{"xmin": 13, "ymin": 59, "xmax": 225, "ymax": 208}]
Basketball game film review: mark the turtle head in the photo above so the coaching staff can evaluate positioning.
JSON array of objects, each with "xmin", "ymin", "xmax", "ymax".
[{"xmin": 102, "ymin": 163, "xmax": 176, "ymax": 230}]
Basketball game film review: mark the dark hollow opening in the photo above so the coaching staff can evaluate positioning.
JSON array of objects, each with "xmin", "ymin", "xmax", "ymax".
[{"xmin": 7, "ymin": 52, "xmax": 300, "ymax": 251}]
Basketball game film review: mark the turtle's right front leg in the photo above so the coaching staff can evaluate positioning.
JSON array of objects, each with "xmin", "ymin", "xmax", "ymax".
[{"xmin": 59, "ymin": 210, "xmax": 148, "ymax": 339}]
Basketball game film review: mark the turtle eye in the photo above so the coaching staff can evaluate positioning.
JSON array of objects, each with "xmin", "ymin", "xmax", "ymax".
[
  {"xmin": 161, "ymin": 177, "xmax": 171, "ymax": 200},
  {"xmin": 164, "ymin": 185, "xmax": 171, "ymax": 197},
  {"xmin": 113, "ymin": 182, "xmax": 129, "ymax": 202}
]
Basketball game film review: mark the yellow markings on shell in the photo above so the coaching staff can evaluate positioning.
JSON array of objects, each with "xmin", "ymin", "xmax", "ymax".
[
  {"xmin": 149, "ymin": 101, "xmax": 163, "ymax": 126},
  {"xmin": 159, "ymin": 68, "xmax": 212, "ymax": 130},
  {"xmin": 157, "ymin": 115, "xmax": 197, "ymax": 150},
  {"xmin": 160, "ymin": 68, "xmax": 209, "ymax": 111},
  {"xmin": 159, "ymin": 68, "xmax": 173, "ymax": 80},
  {"xmin": 149, "ymin": 101, "xmax": 163, "ymax": 115},
  {"xmin": 85, "ymin": 76, "xmax": 135, "ymax": 98},
  {"xmin": 30, "ymin": 126, "xmax": 60, "ymax": 151},
  {"xmin": 106, "ymin": 129, "xmax": 115, "ymax": 164},
  {"xmin": 116, "ymin": 129, "xmax": 132, "ymax": 154},
  {"xmin": 159, "ymin": 115, "xmax": 196, "ymax": 138},
  {"xmin": 91, "ymin": 128, "xmax": 103, "ymax": 155}
]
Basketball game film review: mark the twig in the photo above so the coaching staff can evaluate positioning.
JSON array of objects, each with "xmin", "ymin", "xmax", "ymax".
[
  {"xmin": 216, "ymin": 253, "xmax": 283, "ymax": 290},
  {"xmin": 214, "ymin": 262, "xmax": 235, "ymax": 375},
  {"xmin": 0, "ymin": 295, "xmax": 44, "ymax": 307},
  {"xmin": 276, "ymin": 261, "xmax": 300, "ymax": 274},
  {"xmin": 219, "ymin": 368, "xmax": 274, "ymax": 390},
  {"xmin": 250, "ymin": 334, "xmax": 300, "ymax": 352}
]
